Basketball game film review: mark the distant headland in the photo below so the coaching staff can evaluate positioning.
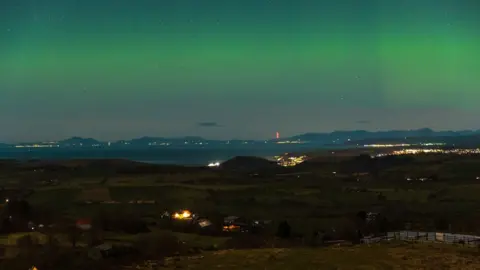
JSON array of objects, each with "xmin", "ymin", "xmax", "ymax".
[{"xmin": 1, "ymin": 128, "xmax": 480, "ymax": 149}]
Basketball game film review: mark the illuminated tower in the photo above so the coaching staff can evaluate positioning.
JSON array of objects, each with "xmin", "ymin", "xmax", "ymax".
[{"xmin": 276, "ymin": 131, "xmax": 280, "ymax": 139}]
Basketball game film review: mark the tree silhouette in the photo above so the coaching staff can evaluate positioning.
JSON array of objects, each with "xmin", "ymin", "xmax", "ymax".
[
  {"xmin": 356, "ymin": 211, "xmax": 367, "ymax": 222},
  {"xmin": 276, "ymin": 221, "xmax": 291, "ymax": 238}
]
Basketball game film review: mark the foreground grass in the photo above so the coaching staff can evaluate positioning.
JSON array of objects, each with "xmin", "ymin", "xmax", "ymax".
[
  {"xmin": 104, "ymin": 228, "xmax": 230, "ymax": 249},
  {"xmin": 154, "ymin": 243, "xmax": 480, "ymax": 270}
]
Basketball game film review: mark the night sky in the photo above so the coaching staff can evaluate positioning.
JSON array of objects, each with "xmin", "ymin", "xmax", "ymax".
[{"xmin": 1, "ymin": 0, "xmax": 479, "ymax": 142}]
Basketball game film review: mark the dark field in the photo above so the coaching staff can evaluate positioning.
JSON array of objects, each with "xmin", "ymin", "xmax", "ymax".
[{"xmin": 1, "ymin": 154, "xmax": 480, "ymax": 269}]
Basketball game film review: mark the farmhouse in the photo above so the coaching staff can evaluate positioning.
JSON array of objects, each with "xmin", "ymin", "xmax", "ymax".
[{"xmin": 76, "ymin": 218, "xmax": 92, "ymax": 231}]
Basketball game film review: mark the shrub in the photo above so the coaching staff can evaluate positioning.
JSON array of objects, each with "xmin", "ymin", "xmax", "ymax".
[
  {"xmin": 224, "ymin": 235, "xmax": 271, "ymax": 249},
  {"xmin": 133, "ymin": 232, "xmax": 187, "ymax": 259},
  {"xmin": 276, "ymin": 221, "xmax": 291, "ymax": 239},
  {"xmin": 17, "ymin": 235, "xmax": 38, "ymax": 247}
]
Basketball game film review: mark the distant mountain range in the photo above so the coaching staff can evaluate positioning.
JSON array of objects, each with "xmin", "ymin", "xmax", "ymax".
[
  {"xmin": 346, "ymin": 134, "xmax": 480, "ymax": 147},
  {"xmin": 60, "ymin": 137, "xmax": 100, "ymax": 146},
  {"xmin": 290, "ymin": 128, "xmax": 480, "ymax": 143},
  {"xmin": 1, "ymin": 128, "xmax": 480, "ymax": 148}
]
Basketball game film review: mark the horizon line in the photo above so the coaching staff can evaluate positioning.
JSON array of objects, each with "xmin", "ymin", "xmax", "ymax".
[{"xmin": 2, "ymin": 127, "xmax": 479, "ymax": 144}]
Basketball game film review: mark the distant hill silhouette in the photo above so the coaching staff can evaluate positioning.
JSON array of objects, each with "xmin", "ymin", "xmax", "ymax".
[
  {"xmin": 220, "ymin": 156, "xmax": 282, "ymax": 172},
  {"xmin": 348, "ymin": 134, "xmax": 480, "ymax": 147},
  {"xmin": 289, "ymin": 128, "xmax": 480, "ymax": 144},
  {"xmin": 2, "ymin": 128, "xmax": 480, "ymax": 147},
  {"xmin": 59, "ymin": 137, "xmax": 100, "ymax": 145},
  {"xmin": 126, "ymin": 136, "xmax": 206, "ymax": 145}
]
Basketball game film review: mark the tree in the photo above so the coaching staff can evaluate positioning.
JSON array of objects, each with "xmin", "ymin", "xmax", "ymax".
[
  {"xmin": 356, "ymin": 211, "xmax": 367, "ymax": 222},
  {"xmin": 66, "ymin": 225, "xmax": 80, "ymax": 248},
  {"xmin": 434, "ymin": 217, "xmax": 449, "ymax": 231},
  {"xmin": 427, "ymin": 192, "xmax": 437, "ymax": 201},
  {"xmin": 276, "ymin": 221, "xmax": 291, "ymax": 239},
  {"xmin": 224, "ymin": 234, "xmax": 272, "ymax": 249},
  {"xmin": 338, "ymin": 219, "xmax": 361, "ymax": 244},
  {"xmin": 371, "ymin": 215, "xmax": 389, "ymax": 235},
  {"xmin": 89, "ymin": 215, "xmax": 105, "ymax": 246},
  {"xmin": 1, "ymin": 199, "xmax": 32, "ymax": 232},
  {"xmin": 88, "ymin": 228, "xmax": 103, "ymax": 247},
  {"xmin": 309, "ymin": 230, "xmax": 325, "ymax": 247},
  {"xmin": 17, "ymin": 234, "xmax": 36, "ymax": 247},
  {"xmin": 16, "ymin": 234, "xmax": 39, "ymax": 262},
  {"xmin": 100, "ymin": 177, "xmax": 108, "ymax": 185},
  {"xmin": 134, "ymin": 233, "xmax": 186, "ymax": 259},
  {"xmin": 377, "ymin": 193, "xmax": 386, "ymax": 201}
]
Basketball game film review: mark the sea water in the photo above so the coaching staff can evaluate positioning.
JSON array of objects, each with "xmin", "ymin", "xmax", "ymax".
[{"xmin": 0, "ymin": 144, "xmax": 333, "ymax": 166}]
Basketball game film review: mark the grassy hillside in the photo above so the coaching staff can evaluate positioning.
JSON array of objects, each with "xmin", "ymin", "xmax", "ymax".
[{"xmin": 129, "ymin": 243, "xmax": 480, "ymax": 269}]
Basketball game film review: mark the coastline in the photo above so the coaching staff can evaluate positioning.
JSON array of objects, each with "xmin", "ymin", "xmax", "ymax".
[{"xmin": 0, "ymin": 147, "xmax": 310, "ymax": 166}]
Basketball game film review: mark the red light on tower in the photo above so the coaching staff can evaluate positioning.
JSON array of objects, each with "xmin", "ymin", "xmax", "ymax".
[{"xmin": 276, "ymin": 132, "xmax": 280, "ymax": 139}]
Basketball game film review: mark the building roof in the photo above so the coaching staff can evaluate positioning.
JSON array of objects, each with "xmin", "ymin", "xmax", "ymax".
[{"xmin": 76, "ymin": 218, "xmax": 92, "ymax": 225}]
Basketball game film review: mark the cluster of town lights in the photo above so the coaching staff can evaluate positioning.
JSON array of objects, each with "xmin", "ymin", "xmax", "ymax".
[
  {"xmin": 15, "ymin": 144, "xmax": 59, "ymax": 148},
  {"xmin": 275, "ymin": 155, "xmax": 308, "ymax": 167},
  {"xmin": 275, "ymin": 140, "xmax": 305, "ymax": 144},
  {"xmin": 375, "ymin": 148, "xmax": 480, "ymax": 157},
  {"xmin": 364, "ymin": 143, "xmax": 445, "ymax": 148}
]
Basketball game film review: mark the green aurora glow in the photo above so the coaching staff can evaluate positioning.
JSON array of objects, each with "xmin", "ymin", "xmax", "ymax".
[{"xmin": 0, "ymin": 0, "xmax": 479, "ymax": 141}]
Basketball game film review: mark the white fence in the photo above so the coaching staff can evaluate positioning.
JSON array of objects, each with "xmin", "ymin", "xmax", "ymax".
[{"xmin": 361, "ymin": 231, "xmax": 480, "ymax": 246}]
